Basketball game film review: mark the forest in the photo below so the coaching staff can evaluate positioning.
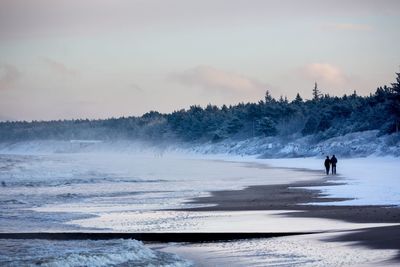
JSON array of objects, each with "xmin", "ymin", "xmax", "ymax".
[{"xmin": 1, "ymin": 72, "xmax": 399, "ymax": 144}]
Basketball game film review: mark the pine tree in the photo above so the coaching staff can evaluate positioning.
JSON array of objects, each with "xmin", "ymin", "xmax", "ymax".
[
  {"xmin": 265, "ymin": 90, "xmax": 273, "ymax": 103},
  {"xmin": 256, "ymin": 117, "xmax": 277, "ymax": 136},
  {"xmin": 312, "ymin": 82, "xmax": 321, "ymax": 100},
  {"xmin": 293, "ymin": 93, "xmax": 303, "ymax": 103},
  {"xmin": 389, "ymin": 72, "xmax": 400, "ymax": 132},
  {"xmin": 279, "ymin": 95, "xmax": 288, "ymax": 103},
  {"xmin": 226, "ymin": 116, "xmax": 243, "ymax": 134},
  {"xmin": 391, "ymin": 72, "xmax": 400, "ymax": 94}
]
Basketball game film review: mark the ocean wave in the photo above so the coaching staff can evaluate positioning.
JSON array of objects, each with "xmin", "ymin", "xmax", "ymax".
[
  {"xmin": 0, "ymin": 177, "xmax": 168, "ymax": 188},
  {"xmin": 0, "ymin": 199, "xmax": 27, "ymax": 205},
  {"xmin": 0, "ymin": 239, "xmax": 193, "ymax": 267}
]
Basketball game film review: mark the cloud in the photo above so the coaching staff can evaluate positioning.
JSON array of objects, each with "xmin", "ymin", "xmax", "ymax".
[
  {"xmin": 334, "ymin": 23, "xmax": 373, "ymax": 31},
  {"xmin": 0, "ymin": 64, "xmax": 21, "ymax": 90},
  {"xmin": 325, "ymin": 23, "xmax": 373, "ymax": 31},
  {"xmin": 130, "ymin": 83, "xmax": 144, "ymax": 92},
  {"xmin": 171, "ymin": 65, "xmax": 267, "ymax": 93},
  {"xmin": 300, "ymin": 63, "xmax": 350, "ymax": 86},
  {"xmin": 42, "ymin": 57, "xmax": 78, "ymax": 77}
]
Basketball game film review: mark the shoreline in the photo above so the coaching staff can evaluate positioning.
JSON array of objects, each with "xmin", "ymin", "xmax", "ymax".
[
  {"xmin": 181, "ymin": 168, "xmax": 400, "ymax": 262},
  {"xmin": 1, "ymin": 151, "xmax": 399, "ymax": 265},
  {"xmin": 185, "ymin": 175, "xmax": 400, "ymax": 223}
]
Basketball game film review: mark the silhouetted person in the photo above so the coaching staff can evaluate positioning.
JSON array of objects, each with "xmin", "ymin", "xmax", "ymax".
[
  {"xmin": 331, "ymin": 155, "xmax": 337, "ymax": 175},
  {"xmin": 324, "ymin": 156, "xmax": 331, "ymax": 175}
]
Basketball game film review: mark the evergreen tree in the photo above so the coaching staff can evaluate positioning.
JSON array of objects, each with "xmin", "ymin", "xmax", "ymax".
[
  {"xmin": 1, "ymin": 69, "xmax": 400, "ymax": 142},
  {"xmin": 256, "ymin": 117, "xmax": 277, "ymax": 136},
  {"xmin": 293, "ymin": 93, "xmax": 303, "ymax": 104},
  {"xmin": 265, "ymin": 90, "xmax": 273, "ymax": 103},
  {"xmin": 226, "ymin": 117, "xmax": 243, "ymax": 134},
  {"xmin": 312, "ymin": 82, "xmax": 321, "ymax": 100},
  {"xmin": 391, "ymin": 72, "xmax": 400, "ymax": 94},
  {"xmin": 302, "ymin": 116, "xmax": 319, "ymax": 135},
  {"xmin": 389, "ymin": 72, "xmax": 400, "ymax": 132}
]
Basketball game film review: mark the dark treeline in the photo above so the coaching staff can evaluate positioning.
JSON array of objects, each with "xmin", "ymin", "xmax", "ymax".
[{"xmin": 1, "ymin": 73, "xmax": 399, "ymax": 143}]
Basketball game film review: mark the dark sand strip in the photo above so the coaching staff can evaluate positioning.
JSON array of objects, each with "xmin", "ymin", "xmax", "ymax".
[
  {"xmin": 0, "ymin": 232, "xmax": 316, "ymax": 242},
  {"xmin": 327, "ymin": 225, "xmax": 400, "ymax": 260},
  {"xmin": 185, "ymin": 177, "xmax": 400, "ymax": 223},
  {"xmin": 184, "ymin": 176, "xmax": 400, "ymax": 257}
]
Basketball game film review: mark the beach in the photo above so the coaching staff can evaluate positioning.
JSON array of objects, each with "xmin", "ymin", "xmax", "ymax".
[
  {"xmin": 158, "ymin": 155, "xmax": 400, "ymax": 266},
  {"xmin": 182, "ymin": 174, "xmax": 400, "ymax": 262},
  {"xmin": 1, "ymin": 152, "xmax": 399, "ymax": 266}
]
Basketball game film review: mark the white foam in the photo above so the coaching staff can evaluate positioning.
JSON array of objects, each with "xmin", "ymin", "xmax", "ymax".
[
  {"xmin": 156, "ymin": 231, "xmax": 398, "ymax": 267},
  {"xmin": 67, "ymin": 210, "xmax": 397, "ymax": 233},
  {"xmin": 0, "ymin": 239, "xmax": 193, "ymax": 267}
]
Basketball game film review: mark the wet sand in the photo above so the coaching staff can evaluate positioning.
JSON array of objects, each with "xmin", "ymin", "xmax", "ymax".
[{"xmin": 184, "ymin": 175, "xmax": 400, "ymax": 261}]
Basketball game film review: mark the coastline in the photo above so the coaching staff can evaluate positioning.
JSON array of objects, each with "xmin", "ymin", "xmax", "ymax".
[
  {"xmin": 1, "ymin": 151, "xmax": 399, "ymax": 266},
  {"xmin": 180, "ymin": 163, "xmax": 400, "ymax": 263},
  {"xmin": 185, "ymin": 175, "xmax": 400, "ymax": 223}
]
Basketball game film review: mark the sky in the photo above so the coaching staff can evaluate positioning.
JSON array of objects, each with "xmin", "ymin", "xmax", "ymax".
[{"xmin": 0, "ymin": 0, "xmax": 399, "ymax": 121}]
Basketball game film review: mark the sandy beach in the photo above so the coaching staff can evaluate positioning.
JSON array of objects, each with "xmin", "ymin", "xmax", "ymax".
[{"xmin": 183, "ymin": 173, "xmax": 400, "ymax": 263}]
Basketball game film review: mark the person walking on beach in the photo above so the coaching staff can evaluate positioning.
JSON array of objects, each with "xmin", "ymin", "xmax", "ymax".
[
  {"xmin": 324, "ymin": 156, "xmax": 331, "ymax": 175},
  {"xmin": 331, "ymin": 155, "xmax": 337, "ymax": 175}
]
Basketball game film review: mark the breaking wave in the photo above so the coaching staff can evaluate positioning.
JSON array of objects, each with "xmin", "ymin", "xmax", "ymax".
[{"xmin": 0, "ymin": 239, "xmax": 193, "ymax": 267}]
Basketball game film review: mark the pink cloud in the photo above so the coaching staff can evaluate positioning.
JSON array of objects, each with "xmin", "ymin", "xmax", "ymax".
[
  {"xmin": 42, "ymin": 58, "xmax": 78, "ymax": 77},
  {"xmin": 171, "ymin": 65, "xmax": 268, "ymax": 93},
  {"xmin": 0, "ymin": 64, "xmax": 21, "ymax": 90},
  {"xmin": 301, "ymin": 63, "xmax": 349, "ymax": 86},
  {"xmin": 329, "ymin": 23, "xmax": 373, "ymax": 31}
]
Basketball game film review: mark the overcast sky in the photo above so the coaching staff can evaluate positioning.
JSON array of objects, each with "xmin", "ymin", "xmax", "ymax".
[{"xmin": 1, "ymin": 0, "xmax": 399, "ymax": 121}]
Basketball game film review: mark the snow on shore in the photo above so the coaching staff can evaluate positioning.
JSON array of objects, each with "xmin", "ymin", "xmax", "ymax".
[
  {"xmin": 163, "ymin": 151, "xmax": 400, "ymax": 207},
  {"xmin": 261, "ymin": 156, "xmax": 400, "ymax": 206},
  {"xmin": 189, "ymin": 130, "xmax": 400, "ymax": 158},
  {"xmin": 0, "ymin": 130, "xmax": 399, "ymax": 157}
]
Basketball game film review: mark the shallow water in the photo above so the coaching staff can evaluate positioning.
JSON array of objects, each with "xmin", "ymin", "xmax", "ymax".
[{"xmin": 0, "ymin": 153, "xmax": 319, "ymax": 232}]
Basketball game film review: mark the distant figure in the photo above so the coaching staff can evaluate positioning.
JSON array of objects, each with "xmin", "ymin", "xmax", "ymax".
[
  {"xmin": 331, "ymin": 155, "xmax": 338, "ymax": 175},
  {"xmin": 324, "ymin": 156, "xmax": 331, "ymax": 175},
  {"xmin": 1, "ymin": 181, "xmax": 5, "ymax": 187}
]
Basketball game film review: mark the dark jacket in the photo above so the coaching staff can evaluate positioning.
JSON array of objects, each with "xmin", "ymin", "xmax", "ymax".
[
  {"xmin": 331, "ymin": 156, "xmax": 337, "ymax": 166},
  {"xmin": 324, "ymin": 158, "xmax": 331, "ymax": 167}
]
